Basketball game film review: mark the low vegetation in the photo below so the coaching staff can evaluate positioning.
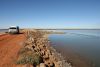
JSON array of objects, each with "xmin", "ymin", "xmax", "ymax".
[{"xmin": 16, "ymin": 48, "xmax": 43, "ymax": 66}]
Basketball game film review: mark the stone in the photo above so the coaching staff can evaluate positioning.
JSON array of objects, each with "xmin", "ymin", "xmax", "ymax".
[{"xmin": 40, "ymin": 63, "xmax": 46, "ymax": 67}]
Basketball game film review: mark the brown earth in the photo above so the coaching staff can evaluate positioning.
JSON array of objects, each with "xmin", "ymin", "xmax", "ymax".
[{"xmin": 0, "ymin": 34, "xmax": 25, "ymax": 67}]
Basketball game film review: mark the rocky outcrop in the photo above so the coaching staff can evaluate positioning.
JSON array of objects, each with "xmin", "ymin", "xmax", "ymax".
[{"xmin": 16, "ymin": 30, "xmax": 72, "ymax": 67}]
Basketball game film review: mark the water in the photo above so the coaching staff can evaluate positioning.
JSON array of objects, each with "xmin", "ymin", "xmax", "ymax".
[
  {"xmin": 49, "ymin": 30, "xmax": 100, "ymax": 67},
  {"xmin": 0, "ymin": 29, "xmax": 8, "ymax": 33}
]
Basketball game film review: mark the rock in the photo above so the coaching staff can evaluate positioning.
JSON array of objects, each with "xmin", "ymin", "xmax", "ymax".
[
  {"xmin": 44, "ymin": 60, "xmax": 54, "ymax": 67},
  {"xmin": 41, "ymin": 50, "xmax": 45, "ymax": 56},
  {"xmin": 49, "ymin": 62, "xmax": 55, "ymax": 67},
  {"xmin": 36, "ymin": 65, "xmax": 40, "ymax": 67},
  {"xmin": 43, "ymin": 53, "xmax": 49, "ymax": 59},
  {"xmin": 19, "ymin": 30, "xmax": 72, "ymax": 67},
  {"xmin": 57, "ymin": 61, "xmax": 63, "ymax": 67},
  {"xmin": 40, "ymin": 63, "xmax": 46, "ymax": 67},
  {"xmin": 46, "ymin": 49, "xmax": 51, "ymax": 55}
]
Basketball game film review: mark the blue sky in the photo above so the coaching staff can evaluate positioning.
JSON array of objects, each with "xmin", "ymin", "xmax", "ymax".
[{"xmin": 0, "ymin": 0, "xmax": 100, "ymax": 29}]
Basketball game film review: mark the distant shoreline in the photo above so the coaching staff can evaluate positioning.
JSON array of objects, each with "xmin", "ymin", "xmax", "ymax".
[{"xmin": 0, "ymin": 29, "xmax": 100, "ymax": 30}]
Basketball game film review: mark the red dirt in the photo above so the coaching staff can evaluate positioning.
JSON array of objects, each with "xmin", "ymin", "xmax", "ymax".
[{"xmin": 0, "ymin": 34, "xmax": 25, "ymax": 67}]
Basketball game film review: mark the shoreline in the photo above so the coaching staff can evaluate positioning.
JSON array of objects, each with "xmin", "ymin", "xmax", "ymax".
[
  {"xmin": 16, "ymin": 30, "xmax": 72, "ymax": 67},
  {"xmin": 24, "ymin": 30, "xmax": 93, "ymax": 67},
  {"xmin": 0, "ymin": 30, "xmax": 94, "ymax": 67},
  {"xmin": 51, "ymin": 44, "xmax": 94, "ymax": 67}
]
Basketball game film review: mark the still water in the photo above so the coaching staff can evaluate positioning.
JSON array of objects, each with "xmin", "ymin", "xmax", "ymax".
[
  {"xmin": 0, "ymin": 29, "xmax": 8, "ymax": 33},
  {"xmin": 49, "ymin": 30, "xmax": 100, "ymax": 67}
]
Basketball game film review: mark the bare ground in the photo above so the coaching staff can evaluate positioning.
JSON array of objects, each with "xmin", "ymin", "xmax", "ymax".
[{"xmin": 0, "ymin": 34, "xmax": 25, "ymax": 67}]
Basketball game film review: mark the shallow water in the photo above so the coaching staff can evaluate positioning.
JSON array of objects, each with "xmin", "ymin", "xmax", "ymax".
[
  {"xmin": 49, "ymin": 30, "xmax": 100, "ymax": 67},
  {"xmin": 0, "ymin": 29, "xmax": 8, "ymax": 33}
]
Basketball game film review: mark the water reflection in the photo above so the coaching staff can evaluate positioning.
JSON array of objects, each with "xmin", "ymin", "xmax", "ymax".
[{"xmin": 49, "ymin": 30, "xmax": 100, "ymax": 67}]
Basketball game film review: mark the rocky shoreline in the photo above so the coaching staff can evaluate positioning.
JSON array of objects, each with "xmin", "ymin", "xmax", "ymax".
[{"xmin": 16, "ymin": 30, "xmax": 72, "ymax": 67}]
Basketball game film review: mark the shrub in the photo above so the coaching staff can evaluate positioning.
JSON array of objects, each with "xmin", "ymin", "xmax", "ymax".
[{"xmin": 16, "ymin": 50, "xmax": 43, "ymax": 66}]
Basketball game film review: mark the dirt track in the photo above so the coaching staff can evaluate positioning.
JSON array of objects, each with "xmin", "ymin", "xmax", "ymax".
[{"xmin": 0, "ymin": 34, "xmax": 25, "ymax": 67}]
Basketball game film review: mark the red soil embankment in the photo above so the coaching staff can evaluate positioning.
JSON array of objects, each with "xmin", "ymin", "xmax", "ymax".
[{"xmin": 0, "ymin": 34, "xmax": 25, "ymax": 67}]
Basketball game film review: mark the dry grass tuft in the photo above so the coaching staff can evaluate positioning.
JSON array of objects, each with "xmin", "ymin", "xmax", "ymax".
[{"xmin": 16, "ymin": 47, "xmax": 43, "ymax": 66}]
